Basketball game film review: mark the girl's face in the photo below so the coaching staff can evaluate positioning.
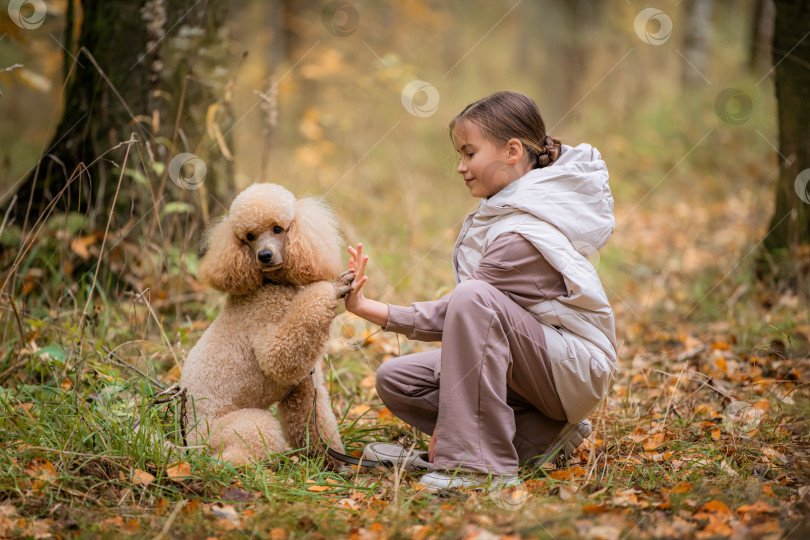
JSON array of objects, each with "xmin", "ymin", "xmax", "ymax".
[{"xmin": 453, "ymin": 121, "xmax": 530, "ymax": 199}]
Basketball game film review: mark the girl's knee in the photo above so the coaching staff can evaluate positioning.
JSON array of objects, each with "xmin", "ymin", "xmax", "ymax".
[
  {"xmin": 374, "ymin": 361, "xmax": 400, "ymax": 403},
  {"xmin": 448, "ymin": 279, "xmax": 498, "ymax": 311}
]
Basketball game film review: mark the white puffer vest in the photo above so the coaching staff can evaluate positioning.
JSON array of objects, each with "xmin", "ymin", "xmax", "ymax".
[{"xmin": 451, "ymin": 143, "xmax": 618, "ymax": 424}]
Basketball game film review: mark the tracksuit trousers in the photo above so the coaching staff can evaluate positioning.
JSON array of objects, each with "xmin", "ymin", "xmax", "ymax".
[{"xmin": 376, "ymin": 279, "xmax": 571, "ymax": 474}]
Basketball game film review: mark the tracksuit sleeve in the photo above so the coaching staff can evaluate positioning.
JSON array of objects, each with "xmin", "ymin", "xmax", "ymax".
[{"xmin": 381, "ymin": 232, "xmax": 567, "ymax": 341}]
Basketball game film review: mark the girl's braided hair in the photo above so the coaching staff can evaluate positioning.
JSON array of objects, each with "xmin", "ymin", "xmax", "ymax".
[{"xmin": 449, "ymin": 91, "xmax": 562, "ymax": 169}]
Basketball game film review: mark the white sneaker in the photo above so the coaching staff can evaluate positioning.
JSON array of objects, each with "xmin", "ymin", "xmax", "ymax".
[
  {"xmin": 530, "ymin": 418, "xmax": 592, "ymax": 466},
  {"xmin": 418, "ymin": 471, "xmax": 522, "ymax": 492}
]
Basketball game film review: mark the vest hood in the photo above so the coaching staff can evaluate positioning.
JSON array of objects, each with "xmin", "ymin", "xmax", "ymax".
[{"xmin": 482, "ymin": 143, "xmax": 615, "ymax": 253}]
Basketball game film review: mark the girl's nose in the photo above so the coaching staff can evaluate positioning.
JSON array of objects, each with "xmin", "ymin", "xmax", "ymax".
[{"xmin": 457, "ymin": 160, "xmax": 467, "ymax": 174}]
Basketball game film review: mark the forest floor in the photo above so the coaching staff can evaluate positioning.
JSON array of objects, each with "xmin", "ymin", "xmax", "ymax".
[{"xmin": 1, "ymin": 193, "xmax": 808, "ymax": 540}]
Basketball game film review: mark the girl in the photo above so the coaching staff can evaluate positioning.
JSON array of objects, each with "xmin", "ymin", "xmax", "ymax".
[{"xmin": 343, "ymin": 91, "xmax": 617, "ymax": 491}]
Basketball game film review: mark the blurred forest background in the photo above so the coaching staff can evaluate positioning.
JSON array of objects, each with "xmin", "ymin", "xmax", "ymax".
[
  {"xmin": 0, "ymin": 0, "xmax": 809, "ymax": 538},
  {"xmin": 1, "ymin": 0, "xmax": 805, "ymax": 314}
]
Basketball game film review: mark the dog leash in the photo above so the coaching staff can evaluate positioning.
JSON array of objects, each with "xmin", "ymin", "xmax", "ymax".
[{"xmin": 280, "ymin": 368, "xmax": 392, "ymax": 469}]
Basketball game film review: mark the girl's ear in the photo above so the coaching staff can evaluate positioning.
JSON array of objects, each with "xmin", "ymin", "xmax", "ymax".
[
  {"xmin": 197, "ymin": 216, "xmax": 263, "ymax": 295},
  {"xmin": 282, "ymin": 197, "xmax": 343, "ymax": 286}
]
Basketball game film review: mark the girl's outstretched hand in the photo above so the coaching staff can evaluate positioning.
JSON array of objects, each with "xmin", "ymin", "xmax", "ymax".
[{"xmin": 344, "ymin": 243, "xmax": 369, "ymax": 314}]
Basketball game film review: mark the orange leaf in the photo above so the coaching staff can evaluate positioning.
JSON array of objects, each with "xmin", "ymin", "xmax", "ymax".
[
  {"xmin": 628, "ymin": 427, "xmax": 649, "ymax": 443},
  {"xmin": 270, "ymin": 528, "xmax": 287, "ymax": 540},
  {"xmin": 548, "ymin": 466, "xmax": 584, "ymax": 480},
  {"xmin": 525, "ymin": 479, "xmax": 547, "ymax": 492},
  {"xmin": 694, "ymin": 500, "xmax": 732, "ymax": 522},
  {"xmin": 672, "ymin": 481, "xmax": 693, "ymax": 494},
  {"xmin": 582, "ymin": 504, "xmax": 607, "ymax": 514},
  {"xmin": 132, "ymin": 469, "xmax": 154, "ymax": 486},
  {"xmin": 642, "ymin": 432, "xmax": 666, "ymax": 451},
  {"xmin": 306, "ymin": 485, "xmax": 329, "ymax": 492},
  {"xmin": 348, "ymin": 405, "xmax": 371, "ymax": 417},
  {"xmin": 167, "ymin": 462, "xmax": 192, "ymax": 481},
  {"xmin": 737, "ymin": 500, "xmax": 777, "ymax": 517}
]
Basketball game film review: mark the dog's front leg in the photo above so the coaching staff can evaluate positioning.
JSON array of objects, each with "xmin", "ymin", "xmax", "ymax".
[
  {"xmin": 252, "ymin": 281, "xmax": 339, "ymax": 384},
  {"xmin": 277, "ymin": 361, "xmax": 345, "ymax": 469}
]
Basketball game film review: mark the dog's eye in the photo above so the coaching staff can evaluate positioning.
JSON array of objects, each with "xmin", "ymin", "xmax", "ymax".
[
  {"xmin": 246, "ymin": 233, "xmax": 256, "ymax": 242},
  {"xmin": 273, "ymin": 226, "xmax": 283, "ymax": 234}
]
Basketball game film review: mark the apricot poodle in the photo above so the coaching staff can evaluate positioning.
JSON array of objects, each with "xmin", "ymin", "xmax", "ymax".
[{"xmin": 180, "ymin": 183, "xmax": 353, "ymax": 468}]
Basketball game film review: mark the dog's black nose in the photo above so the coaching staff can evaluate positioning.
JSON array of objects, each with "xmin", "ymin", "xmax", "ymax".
[{"xmin": 257, "ymin": 249, "xmax": 273, "ymax": 264}]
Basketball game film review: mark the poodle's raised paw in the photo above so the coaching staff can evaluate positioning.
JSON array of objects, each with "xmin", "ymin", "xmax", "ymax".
[{"xmin": 334, "ymin": 270, "xmax": 355, "ymax": 299}]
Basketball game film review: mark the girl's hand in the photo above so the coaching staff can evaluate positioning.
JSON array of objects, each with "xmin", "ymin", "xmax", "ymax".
[{"xmin": 344, "ymin": 243, "xmax": 369, "ymax": 314}]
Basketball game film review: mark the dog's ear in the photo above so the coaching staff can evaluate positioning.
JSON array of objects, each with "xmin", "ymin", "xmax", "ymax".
[
  {"xmin": 197, "ymin": 215, "xmax": 263, "ymax": 295},
  {"xmin": 281, "ymin": 197, "xmax": 343, "ymax": 286}
]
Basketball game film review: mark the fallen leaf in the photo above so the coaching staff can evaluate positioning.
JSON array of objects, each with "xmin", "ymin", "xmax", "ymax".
[
  {"xmin": 737, "ymin": 500, "xmax": 778, "ymax": 521},
  {"xmin": 167, "ymin": 462, "xmax": 192, "ymax": 481},
  {"xmin": 270, "ymin": 528, "xmax": 288, "ymax": 540},
  {"xmin": 582, "ymin": 504, "xmax": 607, "ymax": 514},
  {"xmin": 306, "ymin": 485, "xmax": 330, "ymax": 492},
  {"xmin": 672, "ymin": 481, "xmax": 693, "ymax": 494},
  {"xmin": 549, "ymin": 466, "xmax": 585, "ymax": 480},
  {"xmin": 210, "ymin": 504, "xmax": 239, "ymax": 522},
  {"xmin": 761, "ymin": 447, "xmax": 787, "ymax": 464},
  {"xmin": 628, "ymin": 427, "xmax": 649, "ymax": 443},
  {"xmin": 642, "ymin": 432, "xmax": 667, "ymax": 451},
  {"xmin": 693, "ymin": 500, "xmax": 732, "ymax": 522},
  {"xmin": 348, "ymin": 404, "xmax": 371, "ymax": 417},
  {"xmin": 132, "ymin": 469, "xmax": 155, "ymax": 486}
]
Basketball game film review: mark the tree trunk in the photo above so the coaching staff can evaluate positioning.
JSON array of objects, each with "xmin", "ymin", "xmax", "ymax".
[
  {"xmin": 757, "ymin": 0, "xmax": 810, "ymax": 295},
  {"xmin": 8, "ymin": 0, "xmax": 232, "ymax": 231},
  {"xmin": 681, "ymin": 0, "xmax": 714, "ymax": 87},
  {"xmin": 11, "ymin": 0, "xmax": 151, "ymax": 230},
  {"xmin": 748, "ymin": 0, "xmax": 775, "ymax": 76}
]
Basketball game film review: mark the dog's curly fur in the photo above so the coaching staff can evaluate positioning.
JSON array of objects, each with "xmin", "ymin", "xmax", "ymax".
[{"xmin": 180, "ymin": 183, "xmax": 350, "ymax": 467}]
